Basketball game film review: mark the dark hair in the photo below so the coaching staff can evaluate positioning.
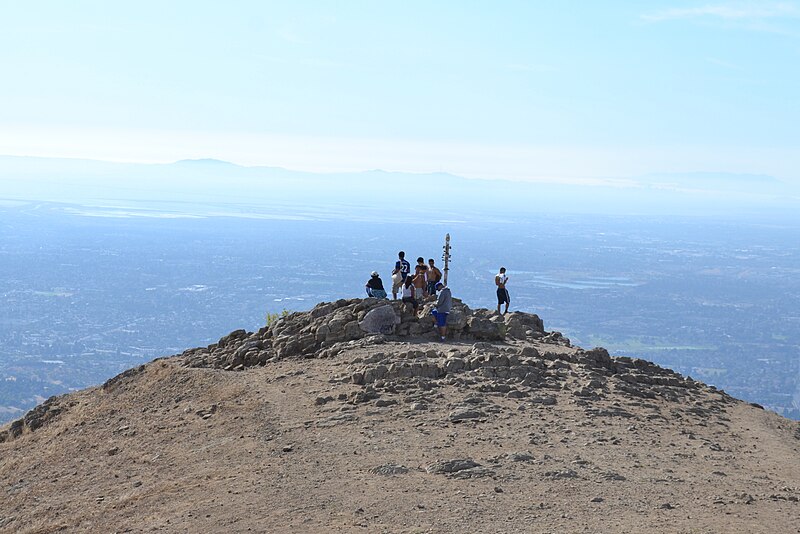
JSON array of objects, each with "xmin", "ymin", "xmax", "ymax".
[
  {"xmin": 428, "ymin": 258, "xmax": 435, "ymax": 263},
  {"xmin": 417, "ymin": 257, "xmax": 424, "ymax": 263},
  {"xmin": 405, "ymin": 276, "xmax": 414, "ymax": 288},
  {"xmin": 399, "ymin": 251, "xmax": 405, "ymax": 258},
  {"xmin": 499, "ymin": 267, "xmax": 506, "ymax": 272}
]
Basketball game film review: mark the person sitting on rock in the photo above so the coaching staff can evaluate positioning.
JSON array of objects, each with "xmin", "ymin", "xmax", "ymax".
[
  {"xmin": 431, "ymin": 282, "xmax": 452, "ymax": 341},
  {"xmin": 365, "ymin": 271, "xmax": 387, "ymax": 299},
  {"xmin": 401, "ymin": 276, "xmax": 418, "ymax": 313}
]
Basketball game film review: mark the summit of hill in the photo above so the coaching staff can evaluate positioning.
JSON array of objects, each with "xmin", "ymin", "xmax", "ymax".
[{"xmin": 1, "ymin": 298, "xmax": 798, "ymax": 533}]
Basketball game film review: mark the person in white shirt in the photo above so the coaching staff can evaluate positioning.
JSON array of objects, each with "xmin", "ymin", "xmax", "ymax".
[{"xmin": 495, "ymin": 267, "xmax": 510, "ymax": 315}]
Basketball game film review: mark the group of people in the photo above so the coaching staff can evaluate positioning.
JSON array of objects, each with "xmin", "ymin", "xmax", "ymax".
[
  {"xmin": 365, "ymin": 252, "xmax": 445, "ymax": 303},
  {"xmin": 364, "ymin": 251, "xmax": 451, "ymax": 341},
  {"xmin": 364, "ymin": 251, "xmax": 511, "ymax": 341},
  {"xmin": 394, "ymin": 252, "xmax": 443, "ymax": 306}
]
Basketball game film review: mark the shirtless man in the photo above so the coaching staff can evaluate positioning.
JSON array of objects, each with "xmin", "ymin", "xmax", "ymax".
[
  {"xmin": 427, "ymin": 258, "xmax": 442, "ymax": 297},
  {"xmin": 414, "ymin": 257, "xmax": 428, "ymax": 298}
]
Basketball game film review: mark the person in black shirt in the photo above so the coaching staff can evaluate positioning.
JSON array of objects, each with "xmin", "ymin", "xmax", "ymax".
[{"xmin": 366, "ymin": 271, "xmax": 387, "ymax": 299}]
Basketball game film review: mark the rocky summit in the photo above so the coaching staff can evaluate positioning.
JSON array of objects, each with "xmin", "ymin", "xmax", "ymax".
[{"xmin": 1, "ymin": 299, "xmax": 799, "ymax": 533}]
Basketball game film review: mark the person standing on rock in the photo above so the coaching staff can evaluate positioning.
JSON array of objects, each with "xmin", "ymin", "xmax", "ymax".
[
  {"xmin": 431, "ymin": 282, "xmax": 451, "ymax": 341},
  {"xmin": 365, "ymin": 271, "xmax": 387, "ymax": 299},
  {"xmin": 392, "ymin": 251, "xmax": 411, "ymax": 300},
  {"xmin": 414, "ymin": 257, "xmax": 426, "ymax": 276},
  {"xmin": 427, "ymin": 258, "xmax": 442, "ymax": 297},
  {"xmin": 496, "ymin": 267, "xmax": 510, "ymax": 316},
  {"xmin": 413, "ymin": 260, "xmax": 428, "ymax": 303}
]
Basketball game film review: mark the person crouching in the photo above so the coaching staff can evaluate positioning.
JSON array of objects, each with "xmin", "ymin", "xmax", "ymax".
[
  {"xmin": 365, "ymin": 271, "xmax": 387, "ymax": 299},
  {"xmin": 431, "ymin": 282, "xmax": 451, "ymax": 341}
]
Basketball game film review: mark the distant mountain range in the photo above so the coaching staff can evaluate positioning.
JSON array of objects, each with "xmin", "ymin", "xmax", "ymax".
[{"xmin": 1, "ymin": 155, "xmax": 798, "ymax": 218}]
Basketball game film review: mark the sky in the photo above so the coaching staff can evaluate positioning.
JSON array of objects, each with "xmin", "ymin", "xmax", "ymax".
[{"xmin": 1, "ymin": 1, "xmax": 799, "ymax": 183}]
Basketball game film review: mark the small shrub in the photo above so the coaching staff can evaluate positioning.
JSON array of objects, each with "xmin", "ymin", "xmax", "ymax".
[{"xmin": 265, "ymin": 308, "xmax": 291, "ymax": 326}]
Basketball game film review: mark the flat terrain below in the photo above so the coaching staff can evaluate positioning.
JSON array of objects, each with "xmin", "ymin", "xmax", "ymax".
[{"xmin": 1, "ymin": 335, "xmax": 799, "ymax": 533}]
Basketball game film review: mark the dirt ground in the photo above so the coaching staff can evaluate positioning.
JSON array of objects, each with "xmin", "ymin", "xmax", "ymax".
[{"xmin": 1, "ymin": 337, "xmax": 799, "ymax": 533}]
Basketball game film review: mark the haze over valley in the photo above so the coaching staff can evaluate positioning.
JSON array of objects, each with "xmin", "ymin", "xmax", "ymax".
[{"xmin": 2, "ymin": 182, "xmax": 798, "ymax": 422}]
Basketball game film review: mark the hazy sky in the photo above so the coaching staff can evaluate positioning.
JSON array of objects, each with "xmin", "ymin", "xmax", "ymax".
[{"xmin": 1, "ymin": 1, "xmax": 799, "ymax": 182}]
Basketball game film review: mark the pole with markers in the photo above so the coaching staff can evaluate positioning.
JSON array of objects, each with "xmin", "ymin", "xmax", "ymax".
[{"xmin": 442, "ymin": 233, "xmax": 451, "ymax": 286}]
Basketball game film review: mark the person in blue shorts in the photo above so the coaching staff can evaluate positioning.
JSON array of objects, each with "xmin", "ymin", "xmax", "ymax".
[{"xmin": 430, "ymin": 282, "xmax": 452, "ymax": 341}]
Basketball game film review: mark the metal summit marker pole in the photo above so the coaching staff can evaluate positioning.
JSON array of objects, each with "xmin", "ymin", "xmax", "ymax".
[{"xmin": 442, "ymin": 233, "xmax": 451, "ymax": 286}]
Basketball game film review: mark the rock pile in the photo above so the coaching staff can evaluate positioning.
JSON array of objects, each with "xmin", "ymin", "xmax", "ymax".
[
  {"xmin": 178, "ymin": 295, "xmax": 706, "ymax": 413},
  {"xmin": 1, "ymin": 295, "xmax": 729, "ymax": 447},
  {"xmin": 333, "ymin": 343, "xmax": 715, "ymax": 419},
  {"xmin": 175, "ymin": 297, "xmax": 723, "ymax": 425},
  {"xmin": 0, "ymin": 395, "xmax": 72, "ymax": 443},
  {"xmin": 182, "ymin": 297, "xmax": 548, "ymax": 370}
]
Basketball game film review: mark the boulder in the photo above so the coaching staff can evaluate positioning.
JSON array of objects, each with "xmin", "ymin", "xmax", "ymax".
[
  {"xmin": 447, "ymin": 307, "xmax": 469, "ymax": 332},
  {"xmin": 426, "ymin": 459, "xmax": 481, "ymax": 474},
  {"xmin": 466, "ymin": 316, "xmax": 502, "ymax": 340},
  {"xmin": 504, "ymin": 312, "xmax": 544, "ymax": 339},
  {"xmin": 344, "ymin": 321, "xmax": 363, "ymax": 340}
]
